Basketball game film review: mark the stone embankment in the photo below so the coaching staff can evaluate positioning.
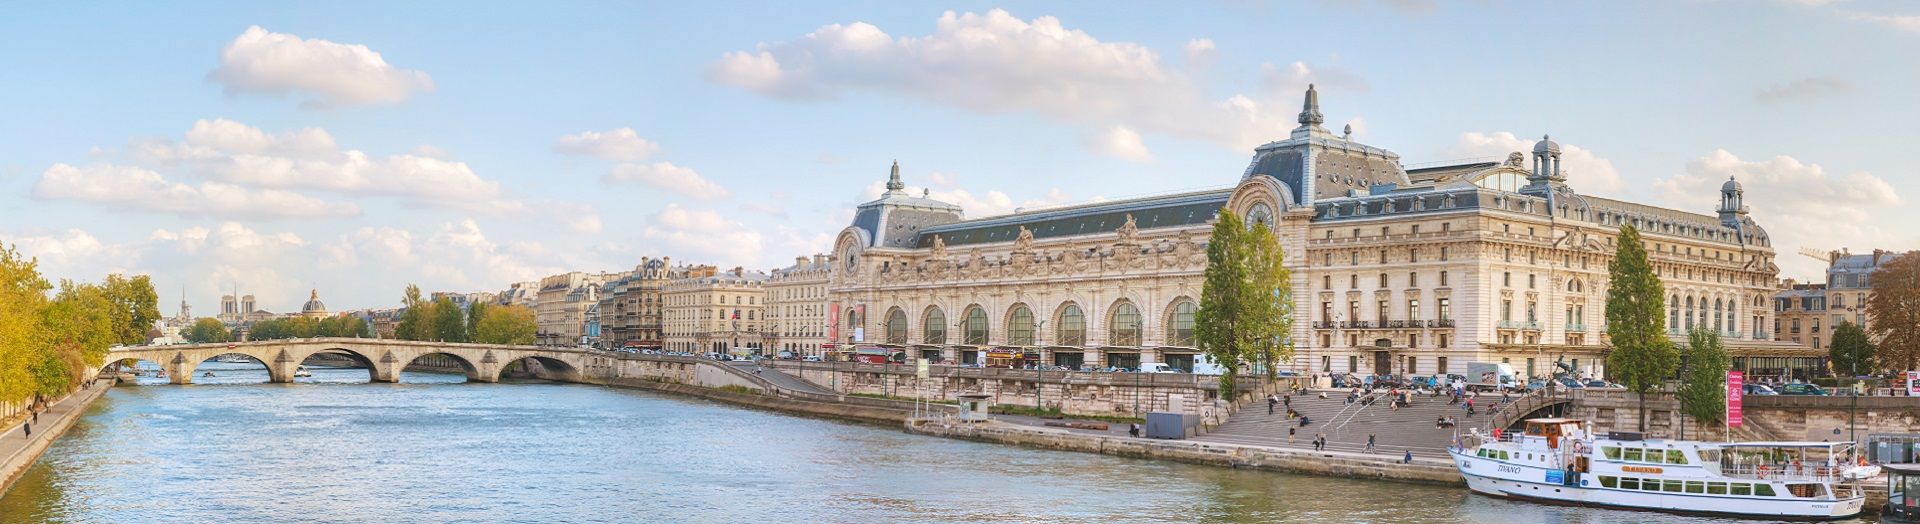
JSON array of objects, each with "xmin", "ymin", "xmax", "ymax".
[{"xmin": 1, "ymin": 378, "xmax": 111, "ymax": 496}]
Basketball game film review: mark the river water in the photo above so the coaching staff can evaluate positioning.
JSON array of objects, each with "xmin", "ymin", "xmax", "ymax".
[{"xmin": 0, "ymin": 362, "xmax": 1873, "ymax": 523}]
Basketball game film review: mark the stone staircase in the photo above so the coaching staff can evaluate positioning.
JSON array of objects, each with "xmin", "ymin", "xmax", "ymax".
[{"xmin": 1194, "ymin": 390, "xmax": 1474, "ymax": 458}]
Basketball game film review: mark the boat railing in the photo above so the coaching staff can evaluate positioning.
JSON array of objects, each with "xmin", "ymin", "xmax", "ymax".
[{"xmin": 1718, "ymin": 463, "xmax": 1846, "ymax": 483}]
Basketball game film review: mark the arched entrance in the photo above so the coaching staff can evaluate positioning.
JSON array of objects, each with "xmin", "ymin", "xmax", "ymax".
[{"xmin": 1372, "ymin": 339, "xmax": 1394, "ymax": 376}]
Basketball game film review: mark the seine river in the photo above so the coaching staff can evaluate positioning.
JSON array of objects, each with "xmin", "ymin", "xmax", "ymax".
[{"xmin": 0, "ymin": 362, "xmax": 1872, "ymax": 523}]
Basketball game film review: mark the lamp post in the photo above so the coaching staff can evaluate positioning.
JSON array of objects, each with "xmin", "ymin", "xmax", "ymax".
[{"xmin": 1035, "ymin": 319, "xmax": 1047, "ymax": 413}]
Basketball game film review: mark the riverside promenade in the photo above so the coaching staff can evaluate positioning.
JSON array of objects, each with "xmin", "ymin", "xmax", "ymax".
[{"xmin": 1, "ymin": 377, "xmax": 112, "ymax": 495}]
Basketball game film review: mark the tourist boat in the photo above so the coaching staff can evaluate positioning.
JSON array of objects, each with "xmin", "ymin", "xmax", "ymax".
[
  {"xmin": 215, "ymin": 354, "xmax": 251, "ymax": 364},
  {"xmin": 1885, "ymin": 463, "xmax": 1920, "ymax": 523},
  {"xmin": 1452, "ymin": 417, "xmax": 1866, "ymax": 520},
  {"xmin": 294, "ymin": 366, "xmax": 312, "ymax": 378}
]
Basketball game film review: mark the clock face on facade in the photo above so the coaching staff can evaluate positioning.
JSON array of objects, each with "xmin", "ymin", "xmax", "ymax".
[
  {"xmin": 842, "ymin": 245, "xmax": 859, "ymax": 275},
  {"xmin": 1247, "ymin": 202, "xmax": 1274, "ymax": 230}
]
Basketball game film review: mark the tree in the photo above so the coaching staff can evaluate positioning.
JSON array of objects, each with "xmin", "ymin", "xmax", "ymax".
[
  {"xmin": 1604, "ymin": 225, "xmax": 1680, "ymax": 432},
  {"xmin": 101, "ymin": 274, "xmax": 160, "ymax": 347},
  {"xmin": 1244, "ymin": 220, "xmax": 1293, "ymax": 382},
  {"xmin": 1866, "ymin": 252, "xmax": 1920, "ymax": 371},
  {"xmin": 466, "ymin": 301, "xmax": 489, "ymax": 341},
  {"xmin": 472, "ymin": 305, "xmax": 537, "ymax": 345},
  {"xmin": 1196, "ymin": 212, "xmax": 1251, "ymax": 398},
  {"xmin": 185, "ymin": 318, "xmax": 230, "ymax": 343},
  {"xmin": 395, "ymin": 283, "xmax": 437, "ymax": 341},
  {"xmin": 1830, "ymin": 321, "xmax": 1877, "ymax": 376},
  {"xmin": 0, "ymin": 243, "xmax": 51, "ymax": 406},
  {"xmin": 1676, "ymin": 329, "xmax": 1728, "ymax": 433},
  {"xmin": 432, "ymin": 297, "xmax": 466, "ymax": 343}
]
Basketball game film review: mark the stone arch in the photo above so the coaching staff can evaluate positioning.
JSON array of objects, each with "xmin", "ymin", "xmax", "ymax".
[
  {"xmin": 1107, "ymin": 299, "xmax": 1143, "ymax": 347},
  {"xmin": 1052, "ymin": 301, "xmax": 1087, "ymax": 346},
  {"xmin": 921, "ymin": 305, "xmax": 948, "ymax": 345},
  {"xmin": 883, "ymin": 307, "xmax": 909, "ymax": 345},
  {"xmin": 99, "ymin": 355, "xmax": 175, "ymax": 384},
  {"xmin": 496, "ymin": 355, "xmax": 580, "ymax": 382},
  {"xmin": 294, "ymin": 346, "xmax": 386, "ymax": 383},
  {"xmin": 1162, "ymin": 296, "xmax": 1198, "ymax": 347},
  {"xmin": 400, "ymin": 351, "xmax": 484, "ymax": 382},
  {"xmin": 1004, "ymin": 302, "xmax": 1036, "ymax": 346},
  {"xmin": 182, "ymin": 351, "xmax": 274, "ymax": 384},
  {"xmin": 959, "ymin": 304, "xmax": 989, "ymax": 345}
]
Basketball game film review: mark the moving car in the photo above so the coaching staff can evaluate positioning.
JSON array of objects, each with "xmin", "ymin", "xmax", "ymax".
[
  {"xmin": 1742, "ymin": 383, "xmax": 1779, "ymax": 396},
  {"xmin": 1777, "ymin": 383, "xmax": 1828, "ymax": 396}
]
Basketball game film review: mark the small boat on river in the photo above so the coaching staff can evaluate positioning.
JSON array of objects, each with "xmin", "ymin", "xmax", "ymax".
[
  {"xmin": 294, "ymin": 366, "xmax": 312, "ymax": 378},
  {"xmin": 1452, "ymin": 417, "xmax": 1866, "ymax": 520}
]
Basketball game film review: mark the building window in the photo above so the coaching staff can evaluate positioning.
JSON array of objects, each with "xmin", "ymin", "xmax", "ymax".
[
  {"xmin": 1438, "ymin": 298, "xmax": 1450, "ymax": 321},
  {"xmin": 1008, "ymin": 305, "xmax": 1035, "ymax": 346},
  {"xmin": 1323, "ymin": 275, "xmax": 1331, "ymax": 289},
  {"xmin": 1408, "ymin": 300, "xmax": 1420, "ymax": 321},
  {"xmin": 1058, "ymin": 305, "xmax": 1085, "ymax": 346},
  {"xmin": 1348, "ymin": 355, "xmax": 1359, "ymax": 372},
  {"xmin": 1503, "ymin": 272, "xmax": 1512, "ymax": 287},
  {"xmin": 1350, "ymin": 274, "xmax": 1358, "ymax": 288},
  {"xmin": 963, "ymin": 306, "xmax": 988, "ymax": 345},
  {"xmin": 1168, "ymin": 301, "xmax": 1197, "ymax": 346},
  {"xmin": 1378, "ymin": 273, "xmax": 1389, "ymax": 287},
  {"xmin": 1409, "ymin": 272, "xmax": 1419, "ymax": 286},
  {"xmin": 1110, "ymin": 302, "xmax": 1142, "ymax": 346},
  {"xmin": 1349, "ymin": 301, "xmax": 1360, "ymax": 322},
  {"xmin": 1502, "ymin": 300, "xmax": 1513, "ymax": 322},
  {"xmin": 1440, "ymin": 246, "xmax": 1450, "ymax": 261},
  {"xmin": 1409, "ymin": 248, "xmax": 1419, "ymax": 262},
  {"xmin": 886, "ymin": 309, "xmax": 908, "ymax": 345},
  {"xmin": 1528, "ymin": 274, "xmax": 1536, "ymax": 289},
  {"xmin": 1378, "ymin": 300, "xmax": 1390, "ymax": 322},
  {"xmin": 1321, "ymin": 355, "xmax": 1331, "ymax": 372},
  {"xmin": 1439, "ymin": 271, "xmax": 1449, "ymax": 286},
  {"xmin": 1321, "ymin": 301, "xmax": 1333, "ymax": 322},
  {"xmin": 1438, "ymin": 335, "xmax": 1450, "ymax": 349}
]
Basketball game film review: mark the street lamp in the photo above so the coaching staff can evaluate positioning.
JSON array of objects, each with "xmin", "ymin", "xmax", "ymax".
[{"xmin": 1035, "ymin": 319, "xmax": 1047, "ymax": 413}]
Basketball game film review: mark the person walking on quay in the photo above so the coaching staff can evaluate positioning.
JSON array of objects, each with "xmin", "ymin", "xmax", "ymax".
[
  {"xmin": 1282, "ymin": 394, "xmax": 1291, "ymax": 412},
  {"xmin": 22, "ymin": 421, "xmax": 29, "ymax": 439},
  {"xmin": 1403, "ymin": 449, "xmax": 1414, "ymax": 464},
  {"xmin": 1366, "ymin": 433, "xmax": 1376, "ymax": 454},
  {"xmin": 1267, "ymin": 394, "xmax": 1277, "ymax": 415},
  {"xmin": 1288, "ymin": 426, "xmax": 1297, "ymax": 444}
]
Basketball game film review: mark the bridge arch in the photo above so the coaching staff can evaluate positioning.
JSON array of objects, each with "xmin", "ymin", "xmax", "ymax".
[
  {"xmin": 291, "ymin": 346, "xmax": 386, "ymax": 383},
  {"xmin": 496, "ymin": 355, "xmax": 579, "ymax": 382},
  {"xmin": 178, "ymin": 352, "xmax": 275, "ymax": 384},
  {"xmin": 400, "ymin": 352, "xmax": 484, "ymax": 383}
]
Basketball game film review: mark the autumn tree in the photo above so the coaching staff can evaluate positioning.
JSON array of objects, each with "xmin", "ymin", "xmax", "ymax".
[
  {"xmin": 1866, "ymin": 252, "xmax": 1920, "ymax": 371},
  {"xmin": 1605, "ymin": 225, "xmax": 1680, "ymax": 432},
  {"xmin": 186, "ymin": 317, "xmax": 231, "ymax": 343},
  {"xmin": 1830, "ymin": 321, "xmax": 1877, "ymax": 376},
  {"xmin": 472, "ymin": 305, "xmax": 537, "ymax": 345}
]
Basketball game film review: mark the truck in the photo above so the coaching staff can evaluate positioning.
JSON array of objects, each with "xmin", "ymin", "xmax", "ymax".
[{"xmin": 1465, "ymin": 361, "xmax": 1519, "ymax": 392}]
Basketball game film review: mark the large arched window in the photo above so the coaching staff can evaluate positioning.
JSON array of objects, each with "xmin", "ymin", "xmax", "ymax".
[
  {"xmin": 1058, "ymin": 304, "xmax": 1086, "ymax": 346},
  {"xmin": 1110, "ymin": 302, "xmax": 1142, "ymax": 346},
  {"xmin": 1669, "ymin": 295, "xmax": 1679, "ymax": 330},
  {"xmin": 962, "ymin": 306, "xmax": 988, "ymax": 345},
  {"xmin": 923, "ymin": 307, "xmax": 947, "ymax": 345},
  {"xmin": 1713, "ymin": 299, "xmax": 1724, "ymax": 332},
  {"xmin": 1167, "ymin": 301, "xmax": 1197, "ymax": 346},
  {"xmin": 885, "ymin": 308, "xmax": 908, "ymax": 345},
  {"xmin": 1007, "ymin": 305, "xmax": 1035, "ymax": 346},
  {"xmin": 1684, "ymin": 297, "xmax": 1695, "ymax": 330}
]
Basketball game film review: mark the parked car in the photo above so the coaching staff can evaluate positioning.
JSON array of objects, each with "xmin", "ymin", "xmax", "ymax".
[
  {"xmin": 1742, "ymin": 383, "xmax": 1779, "ymax": 396},
  {"xmin": 802, "ymin": 355, "xmax": 822, "ymax": 362},
  {"xmin": 1555, "ymin": 377, "xmax": 1587, "ymax": 389},
  {"xmin": 1777, "ymin": 383, "xmax": 1827, "ymax": 396},
  {"xmin": 1138, "ymin": 363, "xmax": 1179, "ymax": 374}
]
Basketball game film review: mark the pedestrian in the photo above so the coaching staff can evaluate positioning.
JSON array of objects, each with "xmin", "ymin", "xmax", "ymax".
[
  {"xmin": 1283, "ymin": 394, "xmax": 1291, "ymax": 411},
  {"xmin": 1404, "ymin": 449, "xmax": 1414, "ymax": 464},
  {"xmin": 1288, "ymin": 426, "xmax": 1296, "ymax": 444},
  {"xmin": 1366, "ymin": 433, "xmax": 1376, "ymax": 454},
  {"xmin": 1129, "ymin": 423, "xmax": 1140, "ymax": 438},
  {"xmin": 21, "ymin": 422, "xmax": 28, "ymax": 439},
  {"xmin": 1268, "ymin": 394, "xmax": 1277, "ymax": 415}
]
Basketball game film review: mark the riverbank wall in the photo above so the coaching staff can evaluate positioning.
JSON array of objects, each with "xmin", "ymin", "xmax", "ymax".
[
  {"xmin": 0, "ymin": 379, "xmax": 111, "ymax": 497},
  {"xmin": 905, "ymin": 418, "xmax": 1464, "ymax": 485}
]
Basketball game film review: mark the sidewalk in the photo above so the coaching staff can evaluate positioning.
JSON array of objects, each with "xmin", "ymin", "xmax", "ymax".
[{"xmin": 1, "ymin": 377, "xmax": 113, "ymax": 495}]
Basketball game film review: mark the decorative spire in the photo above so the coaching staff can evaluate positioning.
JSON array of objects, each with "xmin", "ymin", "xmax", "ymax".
[
  {"xmin": 1297, "ymin": 84, "xmax": 1324, "ymax": 127},
  {"xmin": 885, "ymin": 160, "xmax": 904, "ymax": 192}
]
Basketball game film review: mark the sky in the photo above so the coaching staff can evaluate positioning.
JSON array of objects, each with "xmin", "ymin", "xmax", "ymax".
[{"xmin": 2, "ymin": 1, "xmax": 1916, "ymax": 316}]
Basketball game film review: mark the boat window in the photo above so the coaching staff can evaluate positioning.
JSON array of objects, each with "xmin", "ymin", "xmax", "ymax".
[
  {"xmin": 1500, "ymin": 451, "xmax": 1510, "ymax": 460},
  {"xmin": 1599, "ymin": 476, "xmax": 1618, "ymax": 488},
  {"xmin": 1639, "ymin": 479, "xmax": 1661, "ymax": 492},
  {"xmin": 1706, "ymin": 482, "xmax": 1727, "ymax": 495},
  {"xmin": 1786, "ymin": 484, "xmax": 1820, "ymax": 498},
  {"xmin": 1731, "ymin": 483, "xmax": 1752, "ymax": 496},
  {"xmin": 1666, "ymin": 450, "xmax": 1687, "ymax": 465},
  {"xmin": 1697, "ymin": 449, "xmax": 1721, "ymax": 462},
  {"xmin": 1619, "ymin": 478, "xmax": 1638, "ymax": 490},
  {"xmin": 1601, "ymin": 446, "xmax": 1621, "ymax": 460},
  {"xmin": 1754, "ymin": 484, "xmax": 1776, "ymax": 497},
  {"xmin": 1684, "ymin": 481, "xmax": 1704, "ymax": 494},
  {"xmin": 1663, "ymin": 480, "xmax": 1684, "ymax": 493},
  {"xmin": 1623, "ymin": 448, "xmax": 1643, "ymax": 461},
  {"xmin": 1644, "ymin": 451, "xmax": 1664, "ymax": 464}
]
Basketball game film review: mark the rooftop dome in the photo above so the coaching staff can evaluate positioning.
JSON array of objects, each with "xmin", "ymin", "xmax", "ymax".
[
  {"xmin": 302, "ymin": 289, "xmax": 326, "ymax": 313},
  {"xmin": 1722, "ymin": 175, "xmax": 1742, "ymax": 192},
  {"xmin": 1533, "ymin": 134, "xmax": 1560, "ymax": 155}
]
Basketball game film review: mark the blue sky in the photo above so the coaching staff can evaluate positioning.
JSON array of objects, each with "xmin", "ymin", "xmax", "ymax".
[{"xmin": 2, "ymin": 1, "xmax": 1915, "ymax": 315}]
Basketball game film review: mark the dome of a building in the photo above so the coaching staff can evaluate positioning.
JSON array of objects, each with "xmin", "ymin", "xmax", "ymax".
[
  {"xmin": 1721, "ymin": 175, "xmax": 1742, "ymax": 192},
  {"xmin": 302, "ymin": 289, "xmax": 327, "ymax": 314},
  {"xmin": 1533, "ymin": 134, "xmax": 1560, "ymax": 155}
]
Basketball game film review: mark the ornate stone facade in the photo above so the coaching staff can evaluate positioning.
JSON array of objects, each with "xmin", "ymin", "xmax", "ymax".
[
  {"xmin": 662, "ymin": 267, "xmax": 768, "ymax": 354},
  {"xmin": 827, "ymin": 87, "xmax": 1808, "ymax": 379},
  {"xmin": 765, "ymin": 254, "xmax": 833, "ymax": 356}
]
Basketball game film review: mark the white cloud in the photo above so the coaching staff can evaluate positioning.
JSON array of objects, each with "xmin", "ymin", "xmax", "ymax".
[
  {"xmin": 642, "ymin": 204, "xmax": 766, "ymax": 265},
  {"xmin": 208, "ymin": 26, "xmax": 433, "ymax": 108},
  {"xmin": 710, "ymin": 9, "xmax": 1360, "ymax": 150},
  {"xmin": 1844, "ymin": 11, "xmax": 1920, "ymax": 32},
  {"xmin": 1090, "ymin": 126, "xmax": 1155, "ymax": 162},
  {"xmin": 7, "ymin": 229, "xmax": 145, "ymax": 278},
  {"xmin": 607, "ymin": 162, "xmax": 731, "ymax": 200},
  {"xmin": 859, "ymin": 179, "xmax": 1087, "ymax": 218},
  {"xmin": 1446, "ymin": 132, "xmax": 1627, "ymax": 196},
  {"xmin": 33, "ymin": 163, "xmax": 359, "ymax": 219},
  {"xmin": 553, "ymin": 128, "xmax": 660, "ymax": 162},
  {"xmin": 1755, "ymin": 77, "xmax": 1851, "ymax": 104},
  {"xmin": 1652, "ymin": 149, "xmax": 1899, "ymax": 278},
  {"xmin": 1183, "ymin": 38, "xmax": 1217, "ymax": 67}
]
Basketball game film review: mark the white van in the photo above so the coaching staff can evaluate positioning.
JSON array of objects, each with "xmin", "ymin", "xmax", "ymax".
[{"xmin": 1138, "ymin": 362, "xmax": 1179, "ymax": 374}]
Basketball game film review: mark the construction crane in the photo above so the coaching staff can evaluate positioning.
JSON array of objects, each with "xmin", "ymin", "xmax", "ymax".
[{"xmin": 1797, "ymin": 247, "xmax": 1835, "ymax": 264}]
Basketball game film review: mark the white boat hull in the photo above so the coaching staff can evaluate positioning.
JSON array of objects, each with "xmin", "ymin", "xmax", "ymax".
[{"xmin": 1454, "ymin": 450, "xmax": 1864, "ymax": 520}]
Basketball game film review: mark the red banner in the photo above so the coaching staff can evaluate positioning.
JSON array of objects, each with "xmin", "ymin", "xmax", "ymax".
[
  {"xmin": 827, "ymin": 301, "xmax": 840, "ymax": 345},
  {"xmin": 1726, "ymin": 371, "xmax": 1744, "ymax": 427}
]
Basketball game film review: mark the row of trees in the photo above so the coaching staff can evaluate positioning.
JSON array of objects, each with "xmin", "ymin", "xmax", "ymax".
[
  {"xmin": 1, "ymin": 244, "xmax": 160, "ymax": 405},
  {"xmin": 1194, "ymin": 212, "xmax": 1292, "ymax": 398},
  {"xmin": 392, "ymin": 284, "xmax": 536, "ymax": 345}
]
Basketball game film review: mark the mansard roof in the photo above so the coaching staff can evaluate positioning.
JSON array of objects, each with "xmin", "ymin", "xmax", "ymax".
[{"xmin": 915, "ymin": 188, "xmax": 1230, "ymax": 248}]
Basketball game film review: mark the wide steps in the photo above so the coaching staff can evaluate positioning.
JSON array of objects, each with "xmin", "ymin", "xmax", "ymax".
[{"xmin": 1197, "ymin": 390, "xmax": 1490, "ymax": 458}]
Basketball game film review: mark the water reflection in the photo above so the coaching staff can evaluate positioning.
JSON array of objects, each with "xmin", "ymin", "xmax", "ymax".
[{"xmin": 0, "ymin": 364, "xmax": 1872, "ymax": 523}]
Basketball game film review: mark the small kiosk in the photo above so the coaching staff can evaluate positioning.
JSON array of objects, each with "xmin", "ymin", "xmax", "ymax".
[{"xmin": 956, "ymin": 394, "xmax": 994, "ymax": 423}]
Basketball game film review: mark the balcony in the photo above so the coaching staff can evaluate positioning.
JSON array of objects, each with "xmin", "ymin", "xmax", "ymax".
[
  {"xmin": 1565, "ymin": 323, "xmax": 1586, "ymax": 332},
  {"xmin": 1312, "ymin": 321, "xmax": 1336, "ymax": 329},
  {"xmin": 1341, "ymin": 321, "xmax": 1375, "ymax": 329},
  {"xmin": 1498, "ymin": 320, "xmax": 1541, "ymax": 331},
  {"xmin": 1435, "ymin": 319, "xmax": 1455, "ymax": 328}
]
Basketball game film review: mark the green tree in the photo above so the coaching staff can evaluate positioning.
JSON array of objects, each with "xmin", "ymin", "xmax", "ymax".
[
  {"xmin": 472, "ymin": 305, "xmax": 537, "ymax": 345},
  {"xmin": 1676, "ymin": 329, "xmax": 1729, "ymax": 434},
  {"xmin": 432, "ymin": 297, "xmax": 466, "ymax": 342},
  {"xmin": 466, "ymin": 301, "xmax": 489, "ymax": 341},
  {"xmin": 395, "ymin": 283, "xmax": 436, "ymax": 341},
  {"xmin": 338, "ymin": 315, "xmax": 369, "ymax": 338},
  {"xmin": 1244, "ymin": 220, "xmax": 1293, "ymax": 382},
  {"xmin": 101, "ymin": 274, "xmax": 160, "ymax": 346},
  {"xmin": 1604, "ymin": 225, "xmax": 1680, "ymax": 432},
  {"xmin": 1866, "ymin": 252, "xmax": 1920, "ymax": 371},
  {"xmin": 1195, "ymin": 211, "xmax": 1250, "ymax": 398},
  {"xmin": 0, "ymin": 244, "xmax": 54, "ymax": 405},
  {"xmin": 1830, "ymin": 321, "xmax": 1877, "ymax": 376},
  {"xmin": 186, "ymin": 317, "xmax": 231, "ymax": 343}
]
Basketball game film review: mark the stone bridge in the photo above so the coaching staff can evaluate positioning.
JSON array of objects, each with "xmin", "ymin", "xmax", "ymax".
[{"xmin": 106, "ymin": 338, "xmax": 608, "ymax": 384}]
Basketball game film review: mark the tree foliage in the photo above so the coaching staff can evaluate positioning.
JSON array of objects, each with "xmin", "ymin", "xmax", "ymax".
[
  {"xmin": 1829, "ymin": 321, "xmax": 1877, "ymax": 376},
  {"xmin": 0, "ymin": 243, "xmax": 159, "ymax": 405},
  {"xmin": 245, "ymin": 314, "xmax": 370, "ymax": 340},
  {"xmin": 395, "ymin": 283, "xmax": 436, "ymax": 342},
  {"xmin": 1604, "ymin": 225, "xmax": 1680, "ymax": 432},
  {"xmin": 1866, "ymin": 252, "xmax": 1920, "ymax": 371},
  {"xmin": 472, "ymin": 305, "xmax": 537, "ymax": 345},
  {"xmin": 1244, "ymin": 221, "xmax": 1293, "ymax": 381},
  {"xmin": 186, "ymin": 317, "xmax": 231, "ymax": 343},
  {"xmin": 432, "ymin": 297, "xmax": 467, "ymax": 343},
  {"xmin": 1194, "ymin": 211, "xmax": 1293, "ymax": 398},
  {"xmin": 1677, "ymin": 329, "xmax": 1728, "ymax": 428}
]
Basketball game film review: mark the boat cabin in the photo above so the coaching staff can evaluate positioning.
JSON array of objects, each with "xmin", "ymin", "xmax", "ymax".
[{"xmin": 1886, "ymin": 463, "xmax": 1920, "ymax": 523}]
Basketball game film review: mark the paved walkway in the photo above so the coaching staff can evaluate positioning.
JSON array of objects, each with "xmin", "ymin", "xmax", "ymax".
[
  {"xmin": 3, "ymin": 377, "xmax": 113, "ymax": 493},
  {"xmin": 1196, "ymin": 389, "xmax": 1473, "ymax": 459},
  {"xmin": 726, "ymin": 361, "xmax": 834, "ymax": 395}
]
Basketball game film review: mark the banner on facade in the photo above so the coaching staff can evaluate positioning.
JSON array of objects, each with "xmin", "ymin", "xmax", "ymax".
[
  {"xmin": 855, "ymin": 305, "xmax": 866, "ymax": 342},
  {"xmin": 1726, "ymin": 371, "xmax": 1744, "ymax": 427},
  {"xmin": 1908, "ymin": 370, "xmax": 1919, "ymax": 396},
  {"xmin": 827, "ymin": 301, "xmax": 840, "ymax": 345},
  {"xmin": 916, "ymin": 358, "xmax": 929, "ymax": 379}
]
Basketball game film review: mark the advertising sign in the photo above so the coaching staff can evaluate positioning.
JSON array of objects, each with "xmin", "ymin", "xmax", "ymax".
[
  {"xmin": 855, "ymin": 305, "xmax": 867, "ymax": 342},
  {"xmin": 1726, "ymin": 371, "xmax": 1744, "ymax": 427},
  {"xmin": 1908, "ymin": 370, "xmax": 1919, "ymax": 396},
  {"xmin": 827, "ymin": 301, "xmax": 840, "ymax": 344},
  {"xmin": 916, "ymin": 358, "xmax": 930, "ymax": 379}
]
